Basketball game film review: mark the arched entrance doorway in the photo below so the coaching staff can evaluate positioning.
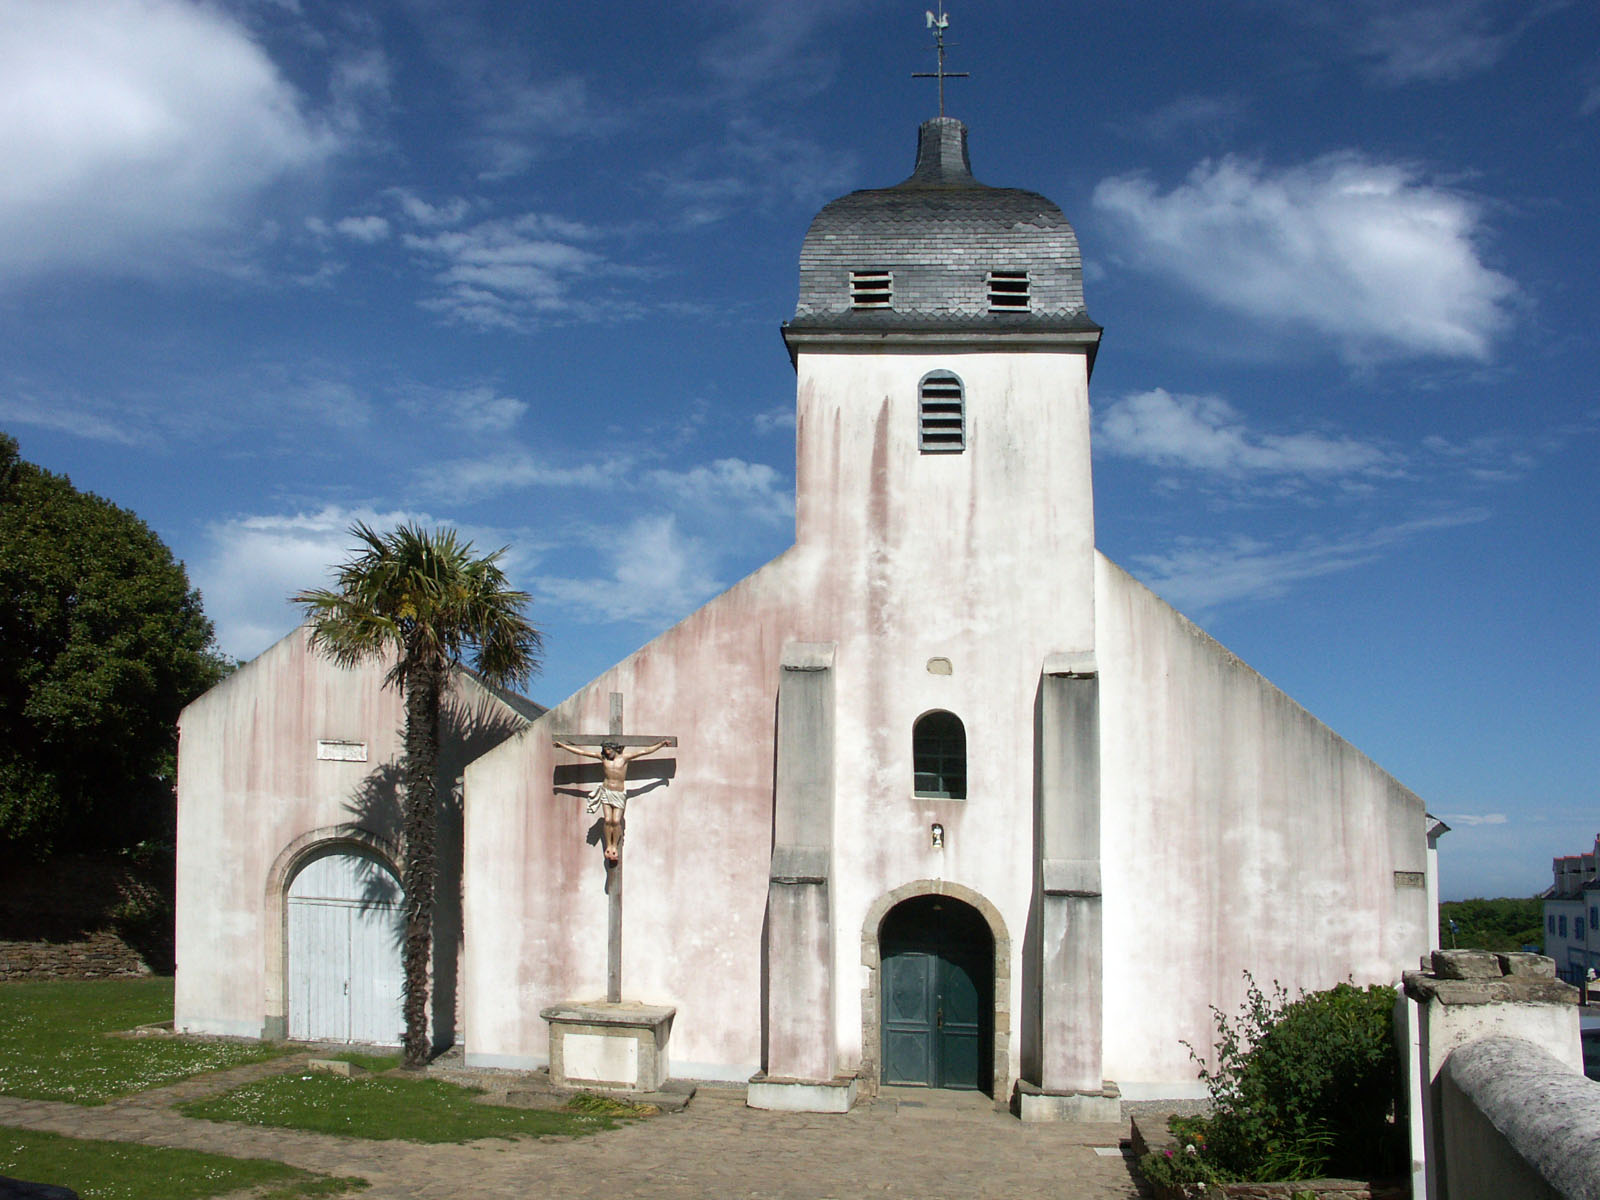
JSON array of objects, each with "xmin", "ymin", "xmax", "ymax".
[
  {"xmin": 879, "ymin": 894, "xmax": 994, "ymax": 1091},
  {"xmin": 286, "ymin": 849, "xmax": 404, "ymax": 1045}
]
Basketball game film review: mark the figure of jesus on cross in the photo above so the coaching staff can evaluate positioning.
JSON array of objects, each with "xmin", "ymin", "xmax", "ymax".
[
  {"xmin": 552, "ymin": 693, "xmax": 676, "ymax": 1002},
  {"xmin": 551, "ymin": 736, "xmax": 671, "ymax": 862}
]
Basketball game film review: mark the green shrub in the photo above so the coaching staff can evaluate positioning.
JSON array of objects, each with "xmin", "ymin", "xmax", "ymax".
[{"xmin": 1184, "ymin": 975, "xmax": 1402, "ymax": 1181}]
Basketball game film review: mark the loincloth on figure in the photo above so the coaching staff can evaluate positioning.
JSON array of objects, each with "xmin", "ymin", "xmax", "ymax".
[{"xmin": 586, "ymin": 784, "xmax": 627, "ymax": 814}]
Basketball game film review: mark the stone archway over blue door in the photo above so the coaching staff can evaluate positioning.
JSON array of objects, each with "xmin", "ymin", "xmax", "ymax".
[
  {"xmin": 286, "ymin": 851, "xmax": 404, "ymax": 1045},
  {"xmin": 880, "ymin": 894, "xmax": 994, "ymax": 1091}
]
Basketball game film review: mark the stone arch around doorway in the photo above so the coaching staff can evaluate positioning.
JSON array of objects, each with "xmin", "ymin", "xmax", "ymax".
[
  {"xmin": 262, "ymin": 824, "xmax": 401, "ymax": 1041},
  {"xmin": 860, "ymin": 879, "xmax": 1011, "ymax": 1108}
]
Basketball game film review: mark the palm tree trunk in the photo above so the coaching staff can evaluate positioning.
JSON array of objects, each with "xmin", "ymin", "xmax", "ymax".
[{"xmin": 400, "ymin": 653, "xmax": 443, "ymax": 1068}]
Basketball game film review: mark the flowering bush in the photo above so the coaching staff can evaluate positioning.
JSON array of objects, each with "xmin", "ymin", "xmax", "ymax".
[
  {"xmin": 1137, "ymin": 1120, "xmax": 1225, "ymax": 1191},
  {"xmin": 1150, "ymin": 975, "xmax": 1402, "ymax": 1185}
]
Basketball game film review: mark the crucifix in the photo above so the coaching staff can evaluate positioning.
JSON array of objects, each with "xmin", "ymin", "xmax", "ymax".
[
  {"xmin": 912, "ymin": 3, "xmax": 969, "ymax": 118},
  {"xmin": 552, "ymin": 692, "xmax": 677, "ymax": 1004}
]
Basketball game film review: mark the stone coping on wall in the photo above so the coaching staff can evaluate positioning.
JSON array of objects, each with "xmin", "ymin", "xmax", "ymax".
[
  {"xmin": 1443, "ymin": 1034, "xmax": 1600, "ymax": 1197},
  {"xmin": 1403, "ymin": 949, "xmax": 1577, "ymax": 1007}
]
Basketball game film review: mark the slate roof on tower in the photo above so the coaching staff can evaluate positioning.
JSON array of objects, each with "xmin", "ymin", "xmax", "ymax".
[{"xmin": 785, "ymin": 117, "xmax": 1100, "ymax": 349}]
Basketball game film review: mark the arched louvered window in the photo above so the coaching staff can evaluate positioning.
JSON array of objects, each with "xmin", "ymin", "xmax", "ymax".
[
  {"xmin": 919, "ymin": 371, "xmax": 965, "ymax": 453},
  {"xmin": 913, "ymin": 711, "xmax": 966, "ymax": 799}
]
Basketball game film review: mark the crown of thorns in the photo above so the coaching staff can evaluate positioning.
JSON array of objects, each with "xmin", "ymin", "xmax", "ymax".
[{"xmin": 601, "ymin": 741, "xmax": 623, "ymax": 755}]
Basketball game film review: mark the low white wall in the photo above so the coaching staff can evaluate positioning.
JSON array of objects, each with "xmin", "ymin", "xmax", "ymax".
[{"xmin": 1442, "ymin": 1036, "xmax": 1600, "ymax": 1200}]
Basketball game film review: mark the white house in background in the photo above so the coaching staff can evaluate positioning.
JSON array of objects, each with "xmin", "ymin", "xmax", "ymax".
[
  {"xmin": 173, "ymin": 626, "xmax": 541, "ymax": 1047},
  {"xmin": 1543, "ymin": 835, "xmax": 1600, "ymax": 982},
  {"xmin": 454, "ymin": 118, "xmax": 1435, "ymax": 1114}
]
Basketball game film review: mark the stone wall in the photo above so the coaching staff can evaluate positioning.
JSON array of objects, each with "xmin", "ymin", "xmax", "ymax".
[
  {"xmin": 0, "ymin": 852, "xmax": 170, "ymax": 980},
  {"xmin": 1440, "ymin": 1036, "xmax": 1599, "ymax": 1200},
  {"xmin": 1403, "ymin": 949, "xmax": 1585, "ymax": 1200},
  {"xmin": 0, "ymin": 929, "xmax": 153, "ymax": 981},
  {"xmin": 1130, "ymin": 1114, "xmax": 1406, "ymax": 1200}
]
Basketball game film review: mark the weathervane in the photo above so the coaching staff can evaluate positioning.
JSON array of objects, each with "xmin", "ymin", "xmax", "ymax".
[{"xmin": 912, "ymin": 4, "xmax": 969, "ymax": 118}]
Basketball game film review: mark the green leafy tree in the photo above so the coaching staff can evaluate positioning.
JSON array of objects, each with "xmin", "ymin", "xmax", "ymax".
[
  {"xmin": 0, "ymin": 433, "xmax": 227, "ymax": 856},
  {"xmin": 293, "ymin": 523, "xmax": 542, "ymax": 1068},
  {"xmin": 1440, "ymin": 897, "xmax": 1544, "ymax": 952}
]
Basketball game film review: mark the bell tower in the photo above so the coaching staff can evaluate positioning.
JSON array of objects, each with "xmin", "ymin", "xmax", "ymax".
[
  {"xmin": 772, "ymin": 116, "xmax": 1111, "ymax": 1115},
  {"xmin": 781, "ymin": 116, "xmax": 1103, "ymax": 651}
]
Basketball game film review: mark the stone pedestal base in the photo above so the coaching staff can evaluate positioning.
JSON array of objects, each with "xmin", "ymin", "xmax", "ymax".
[
  {"xmin": 746, "ymin": 1071, "xmax": 859, "ymax": 1113},
  {"xmin": 541, "ymin": 1001, "xmax": 675, "ymax": 1092},
  {"xmin": 1014, "ymin": 1079, "xmax": 1121, "ymax": 1122}
]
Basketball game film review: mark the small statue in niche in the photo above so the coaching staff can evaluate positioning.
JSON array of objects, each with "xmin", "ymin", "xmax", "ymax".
[{"xmin": 553, "ymin": 738, "xmax": 672, "ymax": 862}]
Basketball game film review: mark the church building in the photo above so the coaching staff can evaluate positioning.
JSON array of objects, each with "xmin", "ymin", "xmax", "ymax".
[
  {"xmin": 175, "ymin": 117, "xmax": 1434, "ymax": 1117},
  {"xmin": 457, "ymin": 117, "xmax": 1433, "ymax": 1114}
]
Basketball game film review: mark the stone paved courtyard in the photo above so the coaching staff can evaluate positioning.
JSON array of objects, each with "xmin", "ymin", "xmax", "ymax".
[{"xmin": 0, "ymin": 1054, "xmax": 1150, "ymax": 1199}]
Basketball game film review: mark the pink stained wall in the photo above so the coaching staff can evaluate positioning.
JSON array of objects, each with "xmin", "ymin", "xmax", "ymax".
[
  {"xmin": 461, "ymin": 550, "xmax": 812, "ymax": 1073},
  {"xmin": 175, "ymin": 628, "xmax": 409, "ymax": 1037},
  {"xmin": 1094, "ymin": 554, "xmax": 1430, "ymax": 1089},
  {"xmin": 175, "ymin": 626, "xmax": 530, "ymax": 1041},
  {"xmin": 462, "ymin": 344, "xmax": 1099, "ymax": 1082}
]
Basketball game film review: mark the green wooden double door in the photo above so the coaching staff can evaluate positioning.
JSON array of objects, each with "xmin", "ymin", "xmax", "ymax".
[{"xmin": 880, "ymin": 897, "xmax": 993, "ymax": 1091}]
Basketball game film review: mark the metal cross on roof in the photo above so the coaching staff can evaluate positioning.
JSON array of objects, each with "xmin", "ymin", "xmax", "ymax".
[{"xmin": 912, "ymin": 4, "xmax": 970, "ymax": 118}]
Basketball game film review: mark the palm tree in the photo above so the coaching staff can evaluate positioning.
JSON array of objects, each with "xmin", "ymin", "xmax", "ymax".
[{"xmin": 293, "ymin": 522, "xmax": 542, "ymax": 1067}]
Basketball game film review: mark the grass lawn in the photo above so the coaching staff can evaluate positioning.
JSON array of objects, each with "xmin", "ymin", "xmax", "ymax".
[
  {"xmin": 179, "ymin": 1071, "xmax": 642, "ymax": 1143},
  {"xmin": 0, "ymin": 1127, "xmax": 367, "ymax": 1200},
  {"xmin": 0, "ymin": 978, "xmax": 288, "ymax": 1104}
]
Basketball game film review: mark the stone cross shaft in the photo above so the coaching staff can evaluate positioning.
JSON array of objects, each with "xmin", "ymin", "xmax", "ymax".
[{"xmin": 553, "ymin": 692, "xmax": 676, "ymax": 1004}]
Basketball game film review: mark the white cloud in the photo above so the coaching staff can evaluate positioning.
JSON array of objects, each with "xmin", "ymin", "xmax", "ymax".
[
  {"xmin": 415, "ymin": 450, "xmax": 620, "ymax": 500},
  {"xmin": 473, "ymin": 75, "xmax": 600, "ymax": 180},
  {"xmin": 276, "ymin": 377, "xmax": 373, "ymax": 430},
  {"xmin": 1420, "ymin": 412, "xmax": 1599, "ymax": 483},
  {"xmin": 1440, "ymin": 813, "xmax": 1509, "ymax": 826},
  {"xmin": 0, "ymin": 0, "xmax": 336, "ymax": 279},
  {"xmin": 651, "ymin": 119, "xmax": 858, "ymax": 227},
  {"xmin": 399, "ymin": 384, "xmax": 527, "ymax": 435},
  {"xmin": 387, "ymin": 189, "xmax": 471, "ymax": 227},
  {"xmin": 444, "ymin": 386, "xmax": 526, "ymax": 434},
  {"xmin": 1127, "ymin": 510, "xmax": 1490, "ymax": 613},
  {"xmin": 193, "ymin": 505, "xmax": 434, "ymax": 662},
  {"xmin": 1096, "ymin": 389, "xmax": 1397, "ymax": 478},
  {"xmin": 402, "ymin": 213, "xmax": 607, "ymax": 328},
  {"xmin": 1351, "ymin": 1, "xmax": 1518, "ymax": 84},
  {"xmin": 753, "ymin": 405, "xmax": 796, "ymax": 435},
  {"xmin": 698, "ymin": 0, "xmax": 850, "ymax": 102},
  {"xmin": 1092, "ymin": 153, "xmax": 1517, "ymax": 361},
  {"xmin": 646, "ymin": 458, "xmax": 793, "ymax": 525},
  {"xmin": 539, "ymin": 514, "xmax": 723, "ymax": 625},
  {"xmin": 334, "ymin": 215, "xmax": 390, "ymax": 243},
  {"xmin": 0, "ymin": 394, "xmax": 149, "ymax": 445}
]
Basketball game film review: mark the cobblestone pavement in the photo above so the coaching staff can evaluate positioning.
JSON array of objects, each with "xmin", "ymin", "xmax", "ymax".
[{"xmin": 0, "ymin": 1056, "xmax": 1150, "ymax": 1200}]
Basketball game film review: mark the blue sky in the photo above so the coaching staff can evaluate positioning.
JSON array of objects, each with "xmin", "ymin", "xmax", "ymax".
[{"xmin": 2, "ymin": 0, "xmax": 1595, "ymax": 899}]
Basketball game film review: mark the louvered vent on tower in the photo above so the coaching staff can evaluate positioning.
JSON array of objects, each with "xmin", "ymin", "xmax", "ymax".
[{"xmin": 918, "ymin": 371, "xmax": 965, "ymax": 452}]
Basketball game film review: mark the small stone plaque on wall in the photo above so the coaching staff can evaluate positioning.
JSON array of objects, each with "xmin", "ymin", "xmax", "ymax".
[{"xmin": 316, "ymin": 740, "xmax": 368, "ymax": 762}]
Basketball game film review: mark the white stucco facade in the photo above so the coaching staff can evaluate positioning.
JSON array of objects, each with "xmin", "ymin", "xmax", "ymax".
[
  {"xmin": 457, "ymin": 120, "xmax": 1430, "ymax": 1102},
  {"xmin": 176, "ymin": 117, "xmax": 1433, "ymax": 1109},
  {"xmin": 174, "ymin": 626, "xmax": 536, "ymax": 1044}
]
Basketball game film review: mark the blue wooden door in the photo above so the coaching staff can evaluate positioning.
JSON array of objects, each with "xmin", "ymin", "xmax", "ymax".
[{"xmin": 881, "ymin": 946, "xmax": 985, "ymax": 1089}]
